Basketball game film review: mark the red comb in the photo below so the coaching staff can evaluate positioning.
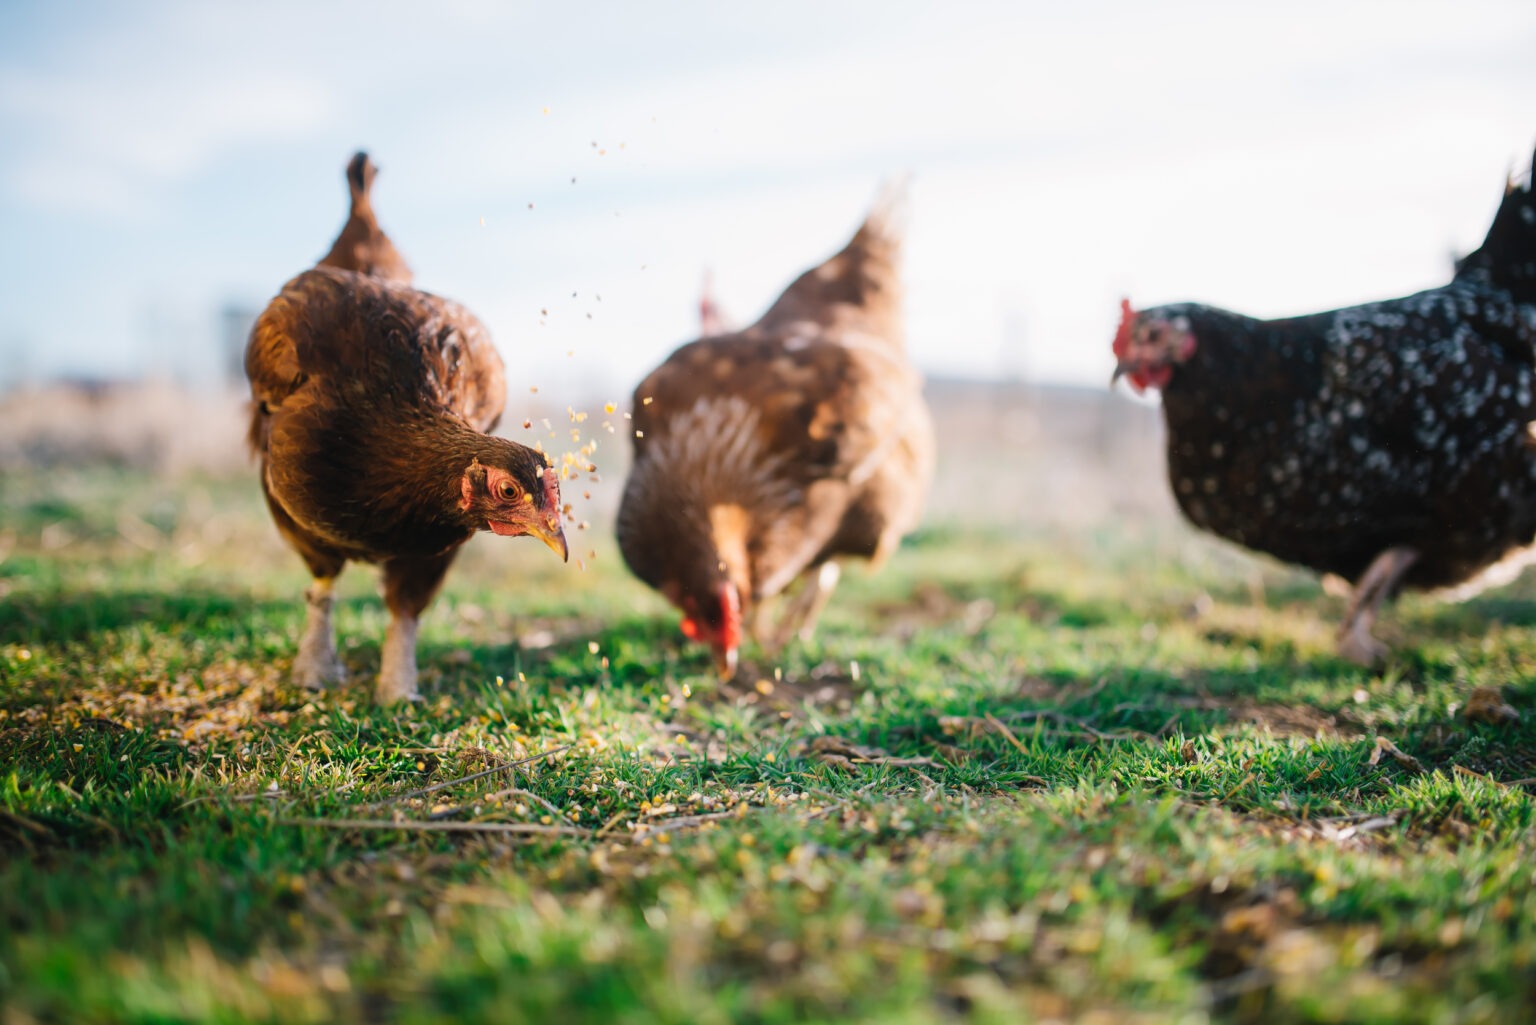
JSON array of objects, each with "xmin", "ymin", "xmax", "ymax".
[{"xmin": 1112, "ymin": 298, "xmax": 1136, "ymax": 360}]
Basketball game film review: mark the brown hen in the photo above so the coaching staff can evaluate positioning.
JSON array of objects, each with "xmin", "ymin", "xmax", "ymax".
[
  {"xmin": 247, "ymin": 153, "xmax": 567, "ymax": 704},
  {"xmin": 617, "ymin": 186, "xmax": 935, "ymax": 676}
]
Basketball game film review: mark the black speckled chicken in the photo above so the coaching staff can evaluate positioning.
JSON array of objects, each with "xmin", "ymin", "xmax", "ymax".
[{"xmin": 1114, "ymin": 147, "xmax": 1536, "ymax": 664}]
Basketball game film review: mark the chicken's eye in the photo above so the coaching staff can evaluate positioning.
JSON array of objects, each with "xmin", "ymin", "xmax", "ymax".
[{"xmin": 497, "ymin": 480, "xmax": 518, "ymax": 501}]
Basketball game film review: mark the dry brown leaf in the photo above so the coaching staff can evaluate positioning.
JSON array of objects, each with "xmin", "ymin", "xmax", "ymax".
[
  {"xmin": 1219, "ymin": 902, "xmax": 1281, "ymax": 943},
  {"xmin": 1462, "ymin": 687, "xmax": 1520, "ymax": 726},
  {"xmin": 806, "ymin": 735, "xmax": 934, "ymax": 768}
]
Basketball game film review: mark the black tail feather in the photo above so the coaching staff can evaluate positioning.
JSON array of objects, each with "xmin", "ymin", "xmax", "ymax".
[
  {"xmin": 346, "ymin": 152, "xmax": 374, "ymax": 201},
  {"xmin": 1452, "ymin": 145, "xmax": 1536, "ymax": 299}
]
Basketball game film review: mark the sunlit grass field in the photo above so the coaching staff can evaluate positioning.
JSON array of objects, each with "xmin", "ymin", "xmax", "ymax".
[{"xmin": 2, "ymin": 467, "xmax": 1533, "ymax": 1024}]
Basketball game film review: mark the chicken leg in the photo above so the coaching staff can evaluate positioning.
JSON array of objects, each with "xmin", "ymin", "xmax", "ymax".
[
  {"xmin": 378, "ymin": 612, "xmax": 421, "ymax": 705},
  {"xmin": 293, "ymin": 577, "xmax": 348, "ymax": 690},
  {"xmin": 266, "ymin": 482, "xmax": 350, "ymax": 691},
  {"xmin": 378, "ymin": 551, "xmax": 458, "ymax": 705},
  {"xmin": 1337, "ymin": 546, "xmax": 1419, "ymax": 667},
  {"xmin": 764, "ymin": 561, "xmax": 842, "ymax": 656}
]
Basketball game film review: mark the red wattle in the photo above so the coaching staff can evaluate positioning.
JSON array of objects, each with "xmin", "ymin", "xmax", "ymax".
[{"xmin": 717, "ymin": 582, "xmax": 742, "ymax": 652}]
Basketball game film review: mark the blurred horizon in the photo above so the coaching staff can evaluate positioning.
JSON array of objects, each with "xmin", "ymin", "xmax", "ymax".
[{"xmin": 1, "ymin": 0, "xmax": 1533, "ymax": 398}]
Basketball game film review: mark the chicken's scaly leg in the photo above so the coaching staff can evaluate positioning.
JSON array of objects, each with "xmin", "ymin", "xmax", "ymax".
[
  {"xmin": 378, "ymin": 551, "xmax": 459, "ymax": 705},
  {"xmin": 744, "ymin": 601, "xmax": 768, "ymax": 648},
  {"xmin": 1337, "ymin": 546, "xmax": 1419, "ymax": 667},
  {"xmin": 378, "ymin": 612, "xmax": 421, "ymax": 705},
  {"xmin": 766, "ymin": 561, "xmax": 842, "ymax": 656},
  {"xmin": 293, "ymin": 577, "xmax": 348, "ymax": 690}
]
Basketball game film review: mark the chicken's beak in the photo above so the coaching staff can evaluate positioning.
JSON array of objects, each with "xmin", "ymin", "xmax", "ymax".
[
  {"xmin": 532, "ymin": 516, "xmax": 569, "ymax": 562},
  {"xmin": 714, "ymin": 643, "xmax": 739, "ymax": 681},
  {"xmin": 1111, "ymin": 359, "xmax": 1149, "ymax": 395}
]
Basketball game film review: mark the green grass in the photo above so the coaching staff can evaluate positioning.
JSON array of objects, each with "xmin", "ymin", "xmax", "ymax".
[{"xmin": 1, "ymin": 467, "xmax": 1533, "ymax": 1024}]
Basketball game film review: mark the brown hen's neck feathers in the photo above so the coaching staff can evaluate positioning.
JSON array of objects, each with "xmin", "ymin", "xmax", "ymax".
[
  {"xmin": 617, "ymin": 394, "xmax": 802, "ymax": 607},
  {"xmin": 366, "ymin": 413, "xmax": 524, "ymax": 532},
  {"xmin": 706, "ymin": 503, "xmax": 754, "ymax": 600},
  {"xmin": 618, "ymin": 500, "xmax": 742, "ymax": 623}
]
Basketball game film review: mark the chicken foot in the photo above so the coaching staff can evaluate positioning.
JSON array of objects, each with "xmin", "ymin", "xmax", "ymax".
[
  {"xmin": 1337, "ymin": 546, "xmax": 1419, "ymax": 667},
  {"xmin": 293, "ymin": 577, "xmax": 348, "ymax": 690}
]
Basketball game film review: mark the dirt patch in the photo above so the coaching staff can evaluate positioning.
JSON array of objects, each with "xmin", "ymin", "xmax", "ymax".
[
  {"xmin": 1, "ymin": 658, "xmax": 298, "ymax": 745},
  {"xmin": 1213, "ymin": 698, "xmax": 1369, "ymax": 739},
  {"xmin": 1012, "ymin": 676, "xmax": 1068, "ymax": 702},
  {"xmin": 1131, "ymin": 693, "xmax": 1369, "ymax": 740},
  {"xmin": 705, "ymin": 660, "xmax": 865, "ymax": 721},
  {"xmin": 1135, "ymin": 807, "xmax": 1462, "ymax": 1011},
  {"xmin": 869, "ymin": 581, "xmax": 998, "ymax": 639}
]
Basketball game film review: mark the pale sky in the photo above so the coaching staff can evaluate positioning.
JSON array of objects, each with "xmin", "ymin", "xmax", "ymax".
[{"xmin": 1, "ymin": 1, "xmax": 1533, "ymax": 397}]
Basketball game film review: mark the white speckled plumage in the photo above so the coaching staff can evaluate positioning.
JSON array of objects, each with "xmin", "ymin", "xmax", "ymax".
[{"xmin": 1126, "ymin": 147, "xmax": 1536, "ymax": 660}]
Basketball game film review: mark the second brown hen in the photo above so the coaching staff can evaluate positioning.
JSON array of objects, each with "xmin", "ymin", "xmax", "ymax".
[{"xmin": 617, "ymin": 186, "xmax": 934, "ymax": 676}]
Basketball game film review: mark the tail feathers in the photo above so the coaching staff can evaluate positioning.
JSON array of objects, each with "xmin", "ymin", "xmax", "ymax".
[
  {"xmin": 850, "ymin": 175, "xmax": 911, "ymax": 257},
  {"xmin": 754, "ymin": 178, "xmax": 910, "ymax": 341},
  {"xmin": 346, "ymin": 152, "xmax": 376, "ymax": 206},
  {"xmin": 1455, "ymin": 144, "xmax": 1536, "ymax": 302},
  {"xmin": 319, "ymin": 150, "xmax": 412, "ymax": 284},
  {"xmin": 1516, "ymin": 144, "xmax": 1535, "ymax": 193}
]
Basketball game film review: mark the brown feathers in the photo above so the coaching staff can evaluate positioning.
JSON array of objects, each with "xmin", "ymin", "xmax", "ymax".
[
  {"xmin": 617, "ymin": 185, "xmax": 934, "ymax": 672},
  {"xmin": 247, "ymin": 152, "xmax": 565, "ymax": 702},
  {"xmin": 317, "ymin": 152, "xmax": 413, "ymax": 284}
]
